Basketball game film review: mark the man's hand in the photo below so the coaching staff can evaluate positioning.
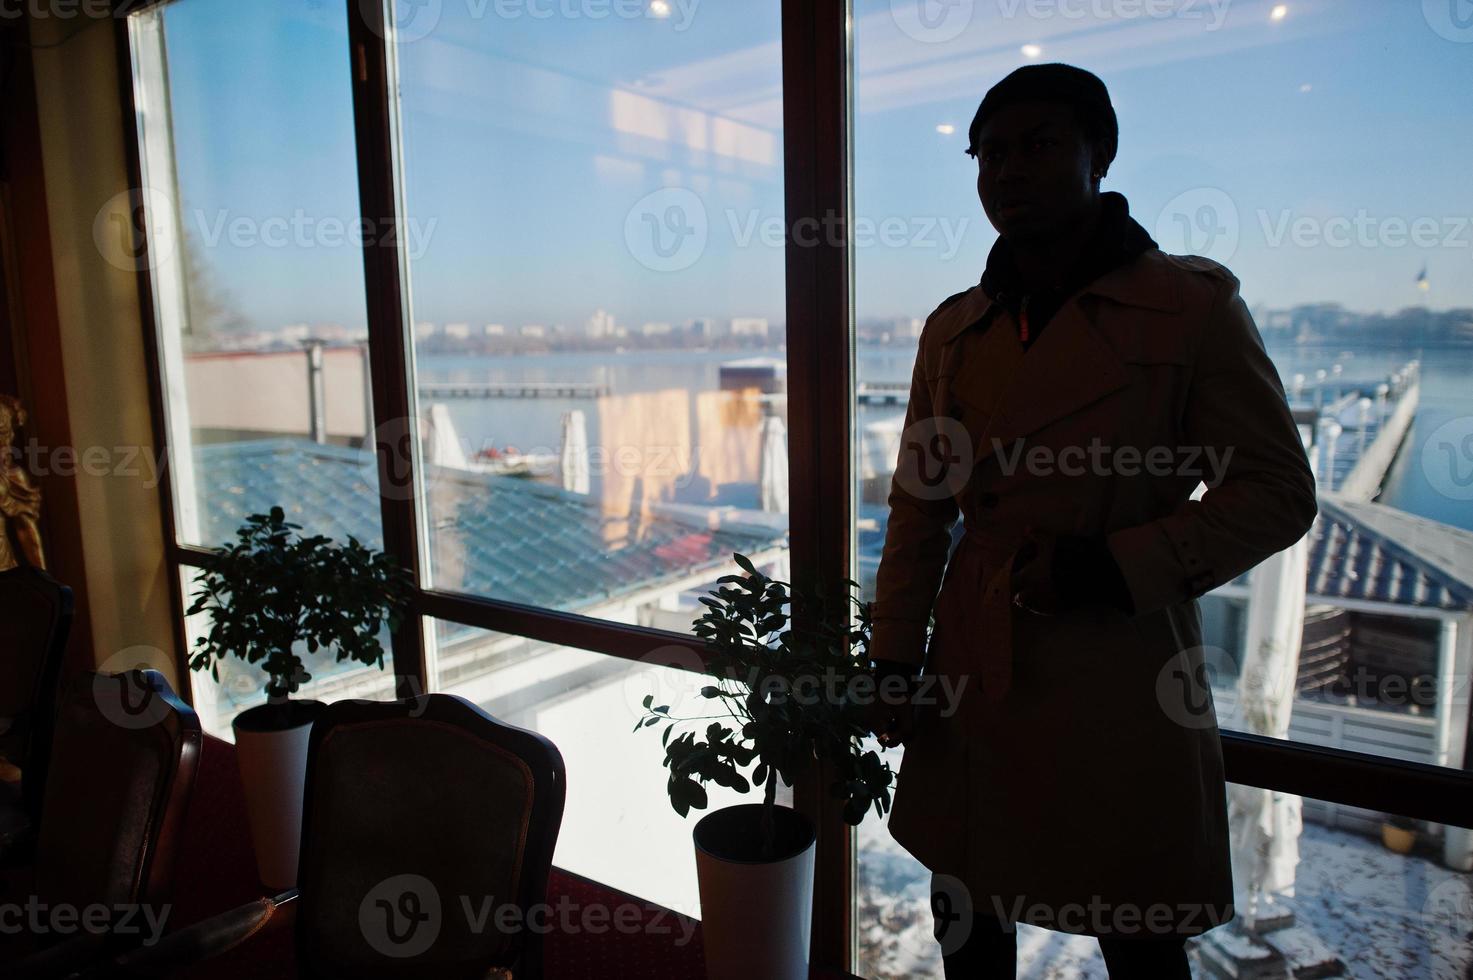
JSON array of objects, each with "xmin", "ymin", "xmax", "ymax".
[
  {"xmin": 1010, "ymin": 526, "xmax": 1066, "ymax": 616},
  {"xmin": 859, "ymin": 663, "xmax": 918, "ymax": 747}
]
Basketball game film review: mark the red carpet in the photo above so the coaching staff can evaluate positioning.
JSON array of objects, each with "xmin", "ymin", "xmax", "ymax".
[{"xmin": 168, "ymin": 735, "xmax": 859, "ymax": 979}]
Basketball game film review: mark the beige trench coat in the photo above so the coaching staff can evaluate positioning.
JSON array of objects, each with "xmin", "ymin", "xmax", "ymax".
[{"xmin": 870, "ymin": 248, "xmax": 1318, "ymax": 937}]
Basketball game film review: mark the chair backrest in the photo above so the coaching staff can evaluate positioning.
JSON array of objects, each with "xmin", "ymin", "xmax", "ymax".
[
  {"xmin": 0, "ymin": 564, "xmax": 74, "ymax": 817},
  {"xmin": 296, "ymin": 694, "xmax": 566, "ymax": 980},
  {"xmin": 32, "ymin": 669, "xmax": 202, "ymax": 919}
]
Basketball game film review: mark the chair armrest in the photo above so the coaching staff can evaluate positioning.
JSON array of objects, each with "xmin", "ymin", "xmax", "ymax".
[
  {"xmin": 6, "ymin": 932, "xmax": 110, "ymax": 980},
  {"xmin": 94, "ymin": 890, "xmax": 299, "ymax": 979}
]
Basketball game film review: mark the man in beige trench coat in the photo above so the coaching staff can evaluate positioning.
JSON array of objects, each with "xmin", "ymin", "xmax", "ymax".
[{"xmin": 863, "ymin": 64, "xmax": 1318, "ymax": 977}]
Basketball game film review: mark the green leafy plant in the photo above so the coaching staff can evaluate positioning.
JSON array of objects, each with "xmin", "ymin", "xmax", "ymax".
[
  {"xmin": 636, "ymin": 552, "xmax": 898, "ymax": 861},
  {"xmin": 186, "ymin": 507, "xmax": 415, "ymax": 704}
]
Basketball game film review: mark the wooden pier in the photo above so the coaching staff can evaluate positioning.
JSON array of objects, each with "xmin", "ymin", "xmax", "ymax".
[{"xmin": 418, "ymin": 381, "xmax": 610, "ymax": 399}]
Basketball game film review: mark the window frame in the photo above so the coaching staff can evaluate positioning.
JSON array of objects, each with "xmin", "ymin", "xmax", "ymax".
[{"xmin": 112, "ymin": 1, "xmax": 1473, "ymax": 974}]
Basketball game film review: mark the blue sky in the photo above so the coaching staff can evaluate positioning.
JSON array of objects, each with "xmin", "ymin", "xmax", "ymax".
[{"xmin": 157, "ymin": 0, "xmax": 1473, "ymax": 333}]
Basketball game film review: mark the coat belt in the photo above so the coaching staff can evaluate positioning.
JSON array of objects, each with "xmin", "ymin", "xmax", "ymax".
[{"xmin": 954, "ymin": 527, "xmax": 1028, "ymax": 705}]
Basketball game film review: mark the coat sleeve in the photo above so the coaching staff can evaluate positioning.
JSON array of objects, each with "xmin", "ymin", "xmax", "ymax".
[
  {"xmin": 868, "ymin": 346, "xmax": 962, "ymax": 670},
  {"xmin": 1104, "ymin": 267, "xmax": 1318, "ymax": 617}
]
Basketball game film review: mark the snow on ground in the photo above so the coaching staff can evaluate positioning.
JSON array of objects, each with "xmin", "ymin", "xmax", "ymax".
[{"xmin": 858, "ymin": 798, "xmax": 1472, "ymax": 979}]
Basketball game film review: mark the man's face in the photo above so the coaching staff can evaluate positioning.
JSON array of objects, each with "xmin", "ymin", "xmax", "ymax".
[{"xmin": 973, "ymin": 101, "xmax": 1100, "ymax": 244}]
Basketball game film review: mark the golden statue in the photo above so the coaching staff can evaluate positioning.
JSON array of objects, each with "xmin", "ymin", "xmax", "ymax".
[{"xmin": 0, "ymin": 395, "xmax": 45, "ymax": 571}]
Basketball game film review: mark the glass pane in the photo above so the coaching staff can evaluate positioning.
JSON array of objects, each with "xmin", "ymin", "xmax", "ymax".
[
  {"xmin": 126, "ymin": 0, "xmax": 383, "ymax": 549},
  {"xmin": 386, "ymin": 1, "xmax": 789, "ymax": 638},
  {"xmin": 427, "ymin": 619, "xmax": 794, "ymax": 917},
  {"xmin": 853, "ymin": 4, "xmax": 1472, "ymax": 975},
  {"xmin": 852, "ymin": 5, "xmax": 1472, "ymax": 762},
  {"xmin": 859, "ymin": 784, "xmax": 1472, "ymax": 978}
]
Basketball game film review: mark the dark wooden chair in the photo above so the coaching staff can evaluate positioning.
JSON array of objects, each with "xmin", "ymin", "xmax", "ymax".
[
  {"xmin": 107, "ymin": 693, "xmax": 567, "ymax": 980},
  {"xmin": 1, "ymin": 669, "xmax": 201, "ymax": 978},
  {"xmin": 0, "ymin": 565, "xmax": 74, "ymax": 861}
]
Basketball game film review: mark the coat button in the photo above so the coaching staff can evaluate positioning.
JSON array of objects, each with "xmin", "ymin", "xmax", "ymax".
[{"xmin": 948, "ymin": 405, "xmax": 965, "ymax": 420}]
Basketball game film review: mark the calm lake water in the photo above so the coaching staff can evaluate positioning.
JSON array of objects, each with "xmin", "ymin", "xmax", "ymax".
[{"xmin": 416, "ymin": 343, "xmax": 1473, "ymax": 533}]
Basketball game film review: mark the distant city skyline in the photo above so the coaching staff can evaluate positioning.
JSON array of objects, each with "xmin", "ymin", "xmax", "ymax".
[{"xmin": 157, "ymin": 0, "xmax": 1473, "ymax": 335}]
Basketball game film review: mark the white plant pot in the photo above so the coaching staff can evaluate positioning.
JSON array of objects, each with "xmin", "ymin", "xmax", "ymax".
[
  {"xmin": 232, "ymin": 700, "xmax": 326, "ymax": 890},
  {"xmin": 1444, "ymin": 824, "xmax": 1473, "ymax": 872},
  {"xmin": 693, "ymin": 803, "xmax": 816, "ymax": 980}
]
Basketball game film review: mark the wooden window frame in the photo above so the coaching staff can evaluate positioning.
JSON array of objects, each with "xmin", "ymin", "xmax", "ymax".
[{"xmin": 110, "ymin": 1, "xmax": 1472, "ymax": 974}]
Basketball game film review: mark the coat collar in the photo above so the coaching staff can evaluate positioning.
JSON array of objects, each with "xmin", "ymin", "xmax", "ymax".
[{"xmin": 931, "ymin": 246, "xmax": 1184, "ymax": 348}]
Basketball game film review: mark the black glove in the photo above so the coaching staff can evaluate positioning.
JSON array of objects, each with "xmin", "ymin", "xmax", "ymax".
[
  {"xmin": 1049, "ymin": 533, "xmax": 1134, "ymax": 614},
  {"xmin": 869, "ymin": 658, "xmax": 920, "ymax": 699}
]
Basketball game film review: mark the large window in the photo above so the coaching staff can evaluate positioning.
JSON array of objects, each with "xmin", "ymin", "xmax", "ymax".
[{"xmin": 124, "ymin": 0, "xmax": 1472, "ymax": 977}]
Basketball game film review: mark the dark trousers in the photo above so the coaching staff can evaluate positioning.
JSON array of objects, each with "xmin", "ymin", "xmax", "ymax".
[{"xmin": 936, "ymin": 909, "xmax": 1193, "ymax": 979}]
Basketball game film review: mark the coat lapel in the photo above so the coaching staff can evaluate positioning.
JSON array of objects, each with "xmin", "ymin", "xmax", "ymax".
[{"xmin": 931, "ymin": 249, "xmax": 1186, "ymax": 467}]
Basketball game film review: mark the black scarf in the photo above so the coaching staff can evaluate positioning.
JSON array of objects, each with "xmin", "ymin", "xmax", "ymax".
[{"xmin": 979, "ymin": 190, "xmax": 1157, "ymax": 349}]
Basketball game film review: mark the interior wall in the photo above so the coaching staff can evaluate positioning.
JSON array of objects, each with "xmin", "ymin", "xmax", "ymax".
[{"xmin": 9, "ymin": 13, "xmax": 178, "ymax": 687}]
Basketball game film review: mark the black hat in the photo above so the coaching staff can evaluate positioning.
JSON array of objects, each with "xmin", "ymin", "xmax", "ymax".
[{"xmin": 966, "ymin": 63, "xmax": 1118, "ymax": 175}]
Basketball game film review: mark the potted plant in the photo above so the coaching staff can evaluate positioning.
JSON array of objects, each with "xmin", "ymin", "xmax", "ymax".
[
  {"xmin": 635, "ymin": 553, "xmax": 898, "ymax": 980},
  {"xmin": 187, "ymin": 507, "xmax": 413, "ymax": 889},
  {"xmin": 1381, "ymin": 814, "xmax": 1417, "ymax": 855}
]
